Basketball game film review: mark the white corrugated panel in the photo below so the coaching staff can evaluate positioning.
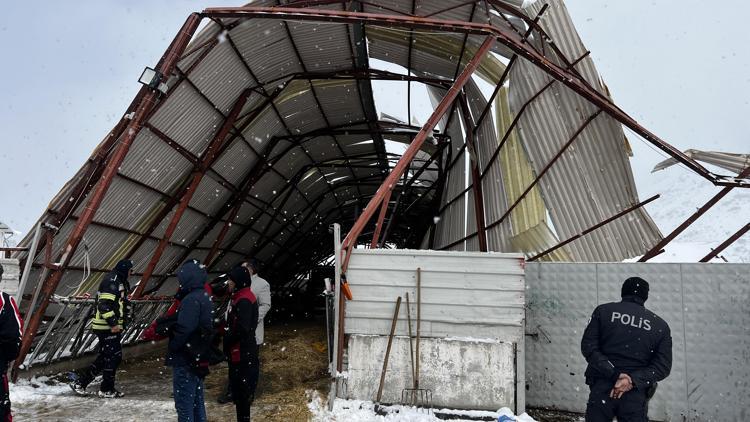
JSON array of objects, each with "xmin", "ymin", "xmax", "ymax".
[
  {"xmin": 345, "ymin": 249, "xmax": 525, "ymax": 340},
  {"xmin": 288, "ymin": 21, "xmax": 353, "ymax": 73},
  {"xmin": 148, "ymin": 81, "xmax": 224, "ymax": 156},
  {"xmin": 465, "ymin": 79, "xmax": 514, "ymax": 252},
  {"xmin": 120, "ymin": 128, "xmax": 194, "ymax": 194},
  {"xmin": 507, "ymin": 0, "xmax": 661, "ymax": 261},
  {"xmin": 211, "ymin": 137, "xmax": 259, "ymax": 187},
  {"xmin": 230, "ymin": 19, "xmax": 304, "ymax": 86},
  {"xmin": 189, "ymin": 39, "xmax": 255, "ymax": 113},
  {"xmin": 187, "ymin": 175, "xmax": 233, "ymax": 217}
]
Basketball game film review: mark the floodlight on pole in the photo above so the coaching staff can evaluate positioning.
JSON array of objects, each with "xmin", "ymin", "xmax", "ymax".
[{"xmin": 138, "ymin": 66, "xmax": 169, "ymax": 94}]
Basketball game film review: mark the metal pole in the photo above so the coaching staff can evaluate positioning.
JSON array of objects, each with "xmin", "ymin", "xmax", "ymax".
[
  {"xmin": 330, "ymin": 223, "xmax": 342, "ymax": 410},
  {"xmin": 12, "ymin": 12, "xmax": 203, "ymax": 380},
  {"xmin": 640, "ymin": 167, "xmax": 750, "ymax": 261},
  {"xmin": 369, "ymin": 188, "xmax": 393, "ymax": 248},
  {"xmin": 700, "ymin": 222, "xmax": 750, "ymax": 262},
  {"xmin": 133, "ymin": 87, "xmax": 253, "ymax": 297},
  {"xmin": 15, "ymin": 222, "xmax": 42, "ymax": 303},
  {"xmin": 376, "ymin": 296, "xmax": 402, "ymax": 403},
  {"xmin": 341, "ymin": 35, "xmax": 496, "ymax": 270}
]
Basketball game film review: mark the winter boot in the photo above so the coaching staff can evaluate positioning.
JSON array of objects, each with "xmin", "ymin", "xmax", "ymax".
[
  {"xmin": 69, "ymin": 381, "xmax": 88, "ymax": 396},
  {"xmin": 97, "ymin": 389, "xmax": 125, "ymax": 398}
]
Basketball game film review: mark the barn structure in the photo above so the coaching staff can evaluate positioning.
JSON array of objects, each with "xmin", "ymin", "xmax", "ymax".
[{"xmin": 8, "ymin": 2, "xmax": 749, "ymax": 414}]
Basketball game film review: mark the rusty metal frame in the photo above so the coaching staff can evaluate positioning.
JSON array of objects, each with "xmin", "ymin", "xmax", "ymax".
[
  {"xmin": 639, "ymin": 166, "xmax": 750, "ymax": 262},
  {"xmin": 13, "ymin": 13, "xmax": 204, "ymax": 379},
  {"xmin": 202, "ymin": 6, "xmax": 745, "ymax": 189},
  {"xmin": 700, "ymin": 222, "xmax": 750, "ymax": 262},
  {"xmin": 339, "ymin": 35, "xmax": 497, "ymax": 271},
  {"xmin": 133, "ymin": 87, "xmax": 253, "ymax": 297}
]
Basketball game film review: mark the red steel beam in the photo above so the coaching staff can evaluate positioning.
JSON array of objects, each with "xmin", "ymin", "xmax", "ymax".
[
  {"xmin": 340, "ymin": 35, "xmax": 496, "ymax": 271},
  {"xmin": 639, "ymin": 166, "xmax": 750, "ymax": 262},
  {"xmin": 699, "ymin": 222, "xmax": 750, "ymax": 262},
  {"xmin": 201, "ymin": 6, "xmax": 746, "ymax": 189},
  {"xmin": 132, "ymin": 87, "xmax": 253, "ymax": 298},
  {"xmin": 369, "ymin": 188, "xmax": 393, "ymax": 248},
  {"xmin": 13, "ymin": 13, "xmax": 203, "ymax": 379},
  {"xmin": 458, "ymin": 94, "xmax": 488, "ymax": 251},
  {"xmin": 528, "ymin": 195, "xmax": 660, "ymax": 261}
]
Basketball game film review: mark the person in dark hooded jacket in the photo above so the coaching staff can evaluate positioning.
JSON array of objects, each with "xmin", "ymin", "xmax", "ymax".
[
  {"xmin": 168, "ymin": 259, "xmax": 213, "ymax": 422},
  {"xmin": 70, "ymin": 259, "xmax": 132, "ymax": 398},
  {"xmin": 224, "ymin": 265, "xmax": 259, "ymax": 422},
  {"xmin": 581, "ymin": 277, "xmax": 672, "ymax": 422}
]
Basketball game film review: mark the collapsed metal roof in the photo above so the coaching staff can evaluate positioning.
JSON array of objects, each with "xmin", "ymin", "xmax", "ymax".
[{"xmin": 14, "ymin": 0, "xmax": 749, "ymax": 321}]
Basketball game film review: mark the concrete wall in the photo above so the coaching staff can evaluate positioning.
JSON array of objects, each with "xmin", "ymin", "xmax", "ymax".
[
  {"xmin": 343, "ymin": 249, "xmax": 526, "ymax": 411},
  {"xmin": 525, "ymin": 262, "xmax": 750, "ymax": 422},
  {"xmin": 0, "ymin": 258, "xmax": 19, "ymax": 296},
  {"xmin": 347, "ymin": 335, "xmax": 515, "ymax": 410}
]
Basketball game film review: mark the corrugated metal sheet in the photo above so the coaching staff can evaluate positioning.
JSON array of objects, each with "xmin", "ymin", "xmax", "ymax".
[
  {"xmin": 508, "ymin": 0, "xmax": 662, "ymax": 261},
  {"xmin": 345, "ymin": 249, "xmax": 525, "ymax": 340},
  {"xmin": 12, "ymin": 0, "xmax": 668, "ymax": 305},
  {"xmin": 526, "ymin": 262, "xmax": 750, "ymax": 422}
]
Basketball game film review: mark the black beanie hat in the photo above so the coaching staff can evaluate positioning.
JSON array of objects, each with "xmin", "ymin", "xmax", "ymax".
[
  {"xmin": 621, "ymin": 277, "xmax": 649, "ymax": 301},
  {"xmin": 229, "ymin": 265, "xmax": 252, "ymax": 289}
]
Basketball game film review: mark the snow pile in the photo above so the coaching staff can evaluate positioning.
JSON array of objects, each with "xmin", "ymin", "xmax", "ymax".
[{"xmin": 307, "ymin": 391, "xmax": 537, "ymax": 422}]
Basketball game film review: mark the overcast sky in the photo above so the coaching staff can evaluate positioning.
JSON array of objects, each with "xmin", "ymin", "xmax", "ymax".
[{"xmin": 0, "ymin": 0, "xmax": 747, "ymax": 238}]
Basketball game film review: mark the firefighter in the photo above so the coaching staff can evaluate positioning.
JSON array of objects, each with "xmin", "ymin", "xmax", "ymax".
[
  {"xmin": 1, "ymin": 264, "xmax": 24, "ymax": 422},
  {"xmin": 224, "ymin": 265, "xmax": 259, "ymax": 422},
  {"xmin": 69, "ymin": 259, "xmax": 133, "ymax": 398},
  {"xmin": 581, "ymin": 277, "xmax": 672, "ymax": 422}
]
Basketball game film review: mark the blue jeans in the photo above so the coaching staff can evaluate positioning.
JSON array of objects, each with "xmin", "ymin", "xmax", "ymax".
[{"xmin": 172, "ymin": 365, "xmax": 207, "ymax": 422}]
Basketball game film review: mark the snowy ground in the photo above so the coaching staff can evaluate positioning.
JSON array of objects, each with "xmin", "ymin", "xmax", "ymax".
[{"xmin": 307, "ymin": 391, "xmax": 538, "ymax": 422}]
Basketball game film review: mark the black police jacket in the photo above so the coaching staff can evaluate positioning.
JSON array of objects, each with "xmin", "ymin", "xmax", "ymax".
[{"xmin": 581, "ymin": 295, "xmax": 672, "ymax": 391}]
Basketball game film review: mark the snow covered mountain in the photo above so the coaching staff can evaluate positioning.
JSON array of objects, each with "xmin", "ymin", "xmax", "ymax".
[{"xmin": 636, "ymin": 167, "xmax": 749, "ymax": 263}]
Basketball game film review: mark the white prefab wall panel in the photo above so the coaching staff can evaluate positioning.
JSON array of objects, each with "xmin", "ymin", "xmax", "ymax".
[
  {"xmin": 345, "ymin": 249, "xmax": 526, "ymax": 341},
  {"xmin": 525, "ymin": 262, "xmax": 750, "ymax": 422},
  {"xmin": 347, "ymin": 335, "xmax": 516, "ymax": 410},
  {"xmin": 344, "ymin": 249, "xmax": 526, "ymax": 411}
]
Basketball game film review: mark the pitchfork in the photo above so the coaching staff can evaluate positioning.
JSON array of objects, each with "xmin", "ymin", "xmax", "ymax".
[{"xmin": 400, "ymin": 267, "xmax": 432, "ymax": 412}]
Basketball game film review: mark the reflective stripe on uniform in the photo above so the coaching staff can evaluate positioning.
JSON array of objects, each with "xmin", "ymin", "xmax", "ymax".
[{"xmin": 99, "ymin": 293, "xmax": 117, "ymax": 301}]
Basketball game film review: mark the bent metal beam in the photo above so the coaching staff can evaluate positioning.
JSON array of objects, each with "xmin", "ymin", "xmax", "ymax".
[
  {"xmin": 132, "ymin": 87, "xmax": 254, "ymax": 298},
  {"xmin": 202, "ymin": 6, "xmax": 746, "ymax": 189},
  {"xmin": 340, "ymin": 35, "xmax": 496, "ymax": 271},
  {"xmin": 12, "ymin": 13, "xmax": 204, "ymax": 380}
]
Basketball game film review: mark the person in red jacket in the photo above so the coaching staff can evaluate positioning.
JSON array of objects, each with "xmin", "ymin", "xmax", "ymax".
[
  {"xmin": 1, "ymin": 264, "xmax": 24, "ymax": 422},
  {"xmin": 224, "ymin": 266, "xmax": 259, "ymax": 422}
]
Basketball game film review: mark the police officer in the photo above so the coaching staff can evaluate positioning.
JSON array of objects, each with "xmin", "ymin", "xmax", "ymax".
[
  {"xmin": 1, "ymin": 263, "xmax": 24, "ymax": 422},
  {"xmin": 70, "ymin": 259, "xmax": 132, "ymax": 398},
  {"xmin": 581, "ymin": 277, "xmax": 672, "ymax": 422}
]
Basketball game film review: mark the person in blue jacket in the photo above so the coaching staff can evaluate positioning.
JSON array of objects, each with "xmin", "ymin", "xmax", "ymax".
[{"xmin": 167, "ymin": 259, "xmax": 213, "ymax": 422}]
